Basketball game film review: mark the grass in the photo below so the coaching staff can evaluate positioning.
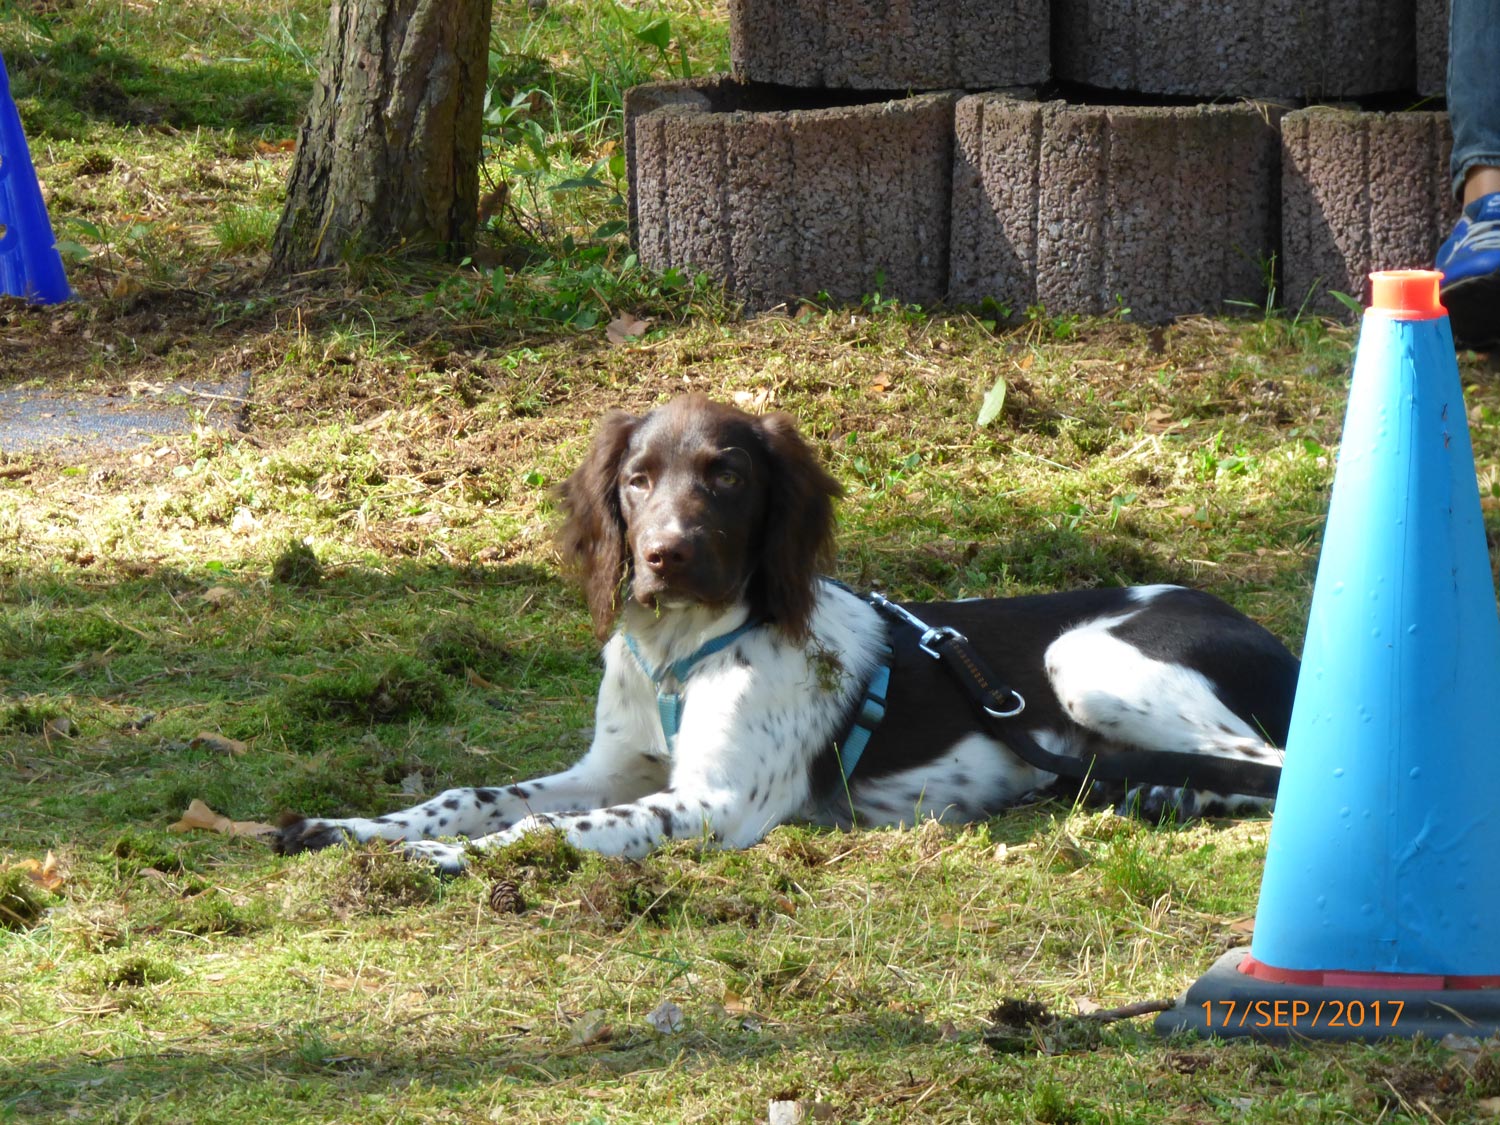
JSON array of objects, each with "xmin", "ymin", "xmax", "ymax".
[{"xmin": 5, "ymin": 0, "xmax": 1500, "ymax": 1122}]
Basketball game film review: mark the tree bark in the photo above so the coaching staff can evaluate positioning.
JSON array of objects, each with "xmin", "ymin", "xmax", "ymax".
[{"xmin": 271, "ymin": 0, "xmax": 491, "ymax": 272}]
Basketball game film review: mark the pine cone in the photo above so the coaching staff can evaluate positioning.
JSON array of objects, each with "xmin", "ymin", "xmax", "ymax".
[{"xmin": 489, "ymin": 878, "xmax": 524, "ymax": 914}]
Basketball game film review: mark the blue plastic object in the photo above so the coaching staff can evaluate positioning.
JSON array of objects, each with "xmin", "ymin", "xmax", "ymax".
[
  {"xmin": 1156, "ymin": 271, "xmax": 1500, "ymax": 1041},
  {"xmin": 1250, "ymin": 270, "xmax": 1500, "ymax": 980},
  {"xmin": 0, "ymin": 50, "xmax": 70, "ymax": 304}
]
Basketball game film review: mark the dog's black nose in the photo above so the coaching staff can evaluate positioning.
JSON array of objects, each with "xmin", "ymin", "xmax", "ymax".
[{"xmin": 641, "ymin": 535, "xmax": 694, "ymax": 576}]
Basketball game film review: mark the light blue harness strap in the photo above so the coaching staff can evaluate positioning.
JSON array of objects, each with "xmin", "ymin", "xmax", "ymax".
[
  {"xmin": 623, "ymin": 619, "xmax": 761, "ymax": 751},
  {"xmin": 622, "ymin": 601, "xmax": 895, "ymax": 785},
  {"xmin": 835, "ymin": 647, "xmax": 891, "ymax": 781}
]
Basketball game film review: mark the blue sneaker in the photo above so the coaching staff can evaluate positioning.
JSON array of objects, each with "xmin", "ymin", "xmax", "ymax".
[{"xmin": 1436, "ymin": 190, "xmax": 1500, "ymax": 350}]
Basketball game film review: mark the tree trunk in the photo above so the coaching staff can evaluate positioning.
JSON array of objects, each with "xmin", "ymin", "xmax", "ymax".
[{"xmin": 271, "ymin": 0, "xmax": 491, "ymax": 272}]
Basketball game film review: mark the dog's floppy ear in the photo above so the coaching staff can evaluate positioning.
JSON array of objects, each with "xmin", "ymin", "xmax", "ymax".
[
  {"xmin": 750, "ymin": 411, "xmax": 843, "ymax": 641},
  {"xmin": 557, "ymin": 410, "xmax": 639, "ymax": 639}
]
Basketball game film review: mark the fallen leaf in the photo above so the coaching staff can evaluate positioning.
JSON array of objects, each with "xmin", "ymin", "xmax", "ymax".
[
  {"xmin": 731, "ymin": 386, "xmax": 775, "ymax": 412},
  {"xmin": 199, "ymin": 585, "xmax": 235, "ymax": 607},
  {"xmin": 8, "ymin": 851, "xmax": 66, "ymax": 892},
  {"xmin": 230, "ymin": 508, "xmax": 260, "ymax": 535},
  {"xmin": 168, "ymin": 799, "xmax": 276, "ymax": 839},
  {"xmin": 646, "ymin": 999, "xmax": 684, "ymax": 1033},
  {"xmin": 188, "ymin": 732, "xmax": 248, "ymax": 755},
  {"xmin": 606, "ymin": 313, "xmax": 651, "ymax": 346},
  {"xmin": 465, "ymin": 667, "xmax": 496, "ymax": 690},
  {"xmin": 1074, "ymin": 996, "xmax": 1103, "ymax": 1015},
  {"xmin": 722, "ymin": 989, "xmax": 753, "ymax": 1015},
  {"xmin": 477, "ymin": 185, "xmax": 509, "ymax": 226},
  {"xmin": 1145, "ymin": 407, "xmax": 1177, "ymax": 433},
  {"xmin": 976, "ymin": 374, "xmax": 1008, "ymax": 427},
  {"xmin": 399, "ymin": 771, "xmax": 426, "ymax": 796},
  {"xmin": 1478, "ymin": 1096, "xmax": 1500, "ymax": 1116},
  {"xmin": 42, "ymin": 717, "xmax": 73, "ymax": 742},
  {"xmin": 569, "ymin": 1009, "xmax": 612, "ymax": 1046},
  {"xmin": 769, "ymin": 1101, "xmax": 834, "ymax": 1124}
]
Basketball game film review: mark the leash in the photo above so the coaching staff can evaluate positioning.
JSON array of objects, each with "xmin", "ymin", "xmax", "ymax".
[{"xmin": 867, "ymin": 592, "xmax": 1285, "ymax": 799}]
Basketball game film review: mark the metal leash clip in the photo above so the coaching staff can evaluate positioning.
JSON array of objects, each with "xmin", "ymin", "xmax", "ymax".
[{"xmin": 867, "ymin": 592, "xmax": 1026, "ymax": 716}]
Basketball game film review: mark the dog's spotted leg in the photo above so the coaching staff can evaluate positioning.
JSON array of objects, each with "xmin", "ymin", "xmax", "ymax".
[
  {"xmin": 273, "ymin": 751, "xmax": 667, "ymax": 862},
  {"xmin": 1115, "ymin": 785, "xmax": 1272, "ymax": 821},
  {"xmin": 405, "ymin": 781, "xmax": 769, "ymax": 866}
]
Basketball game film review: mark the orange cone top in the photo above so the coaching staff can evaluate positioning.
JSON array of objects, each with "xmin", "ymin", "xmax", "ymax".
[{"xmin": 1368, "ymin": 269, "xmax": 1446, "ymax": 320}]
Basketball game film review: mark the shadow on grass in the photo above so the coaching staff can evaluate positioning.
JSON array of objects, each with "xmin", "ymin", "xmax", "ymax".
[
  {"xmin": 5, "ymin": 1014, "xmax": 966, "ymax": 1122},
  {"xmin": 0, "ymin": 556, "xmax": 594, "ymax": 847},
  {"xmin": 2, "ymin": 32, "xmax": 310, "ymax": 136},
  {"xmin": 6, "ymin": 1013, "xmax": 944, "ymax": 1117}
]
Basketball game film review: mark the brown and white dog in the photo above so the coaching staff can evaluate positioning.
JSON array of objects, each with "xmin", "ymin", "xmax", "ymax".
[{"xmin": 275, "ymin": 394, "xmax": 1298, "ymax": 873}]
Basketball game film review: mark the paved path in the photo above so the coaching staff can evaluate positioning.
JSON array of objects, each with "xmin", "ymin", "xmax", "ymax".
[{"xmin": 0, "ymin": 372, "xmax": 250, "ymax": 455}]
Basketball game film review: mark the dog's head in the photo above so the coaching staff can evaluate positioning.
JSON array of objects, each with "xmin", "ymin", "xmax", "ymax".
[{"xmin": 557, "ymin": 394, "xmax": 842, "ymax": 641}]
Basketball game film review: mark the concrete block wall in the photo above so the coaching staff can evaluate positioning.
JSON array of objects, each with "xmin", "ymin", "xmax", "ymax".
[
  {"xmin": 626, "ymin": 80, "xmax": 956, "ymax": 309},
  {"xmin": 628, "ymin": 83, "xmax": 1457, "ymax": 320},
  {"xmin": 729, "ymin": 0, "xmax": 1429, "ymax": 98},
  {"xmin": 727, "ymin": 0, "xmax": 1049, "ymax": 90},
  {"xmin": 1051, "ymin": 0, "xmax": 1416, "ymax": 98},
  {"xmin": 1282, "ymin": 108, "xmax": 1457, "ymax": 314},
  {"xmin": 950, "ymin": 96, "xmax": 1281, "ymax": 321},
  {"xmin": 1416, "ymin": 0, "xmax": 1450, "ymax": 97},
  {"xmin": 627, "ymin": 2, "xmax": 1460, "ymax": 320}
]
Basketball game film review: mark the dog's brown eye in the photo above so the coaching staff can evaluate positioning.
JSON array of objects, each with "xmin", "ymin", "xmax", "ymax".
[
  {"xmin": 713, "ymin": 468, "xmax": 742, "ymax": 490},
  {"xmin": 625, "ymin": 473, "xmax": 651, "ymax": 493}
]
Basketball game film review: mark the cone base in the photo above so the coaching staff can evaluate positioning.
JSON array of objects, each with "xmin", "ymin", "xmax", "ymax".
[{"xmin": 1155, "ymin": 949, "xmax": 1500, "ymax": 1041}]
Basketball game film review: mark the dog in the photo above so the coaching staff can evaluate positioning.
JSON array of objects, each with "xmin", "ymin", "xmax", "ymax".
[{"xmin": 274, "ymin": 394, "xmax": 1299, "ymax": 873}]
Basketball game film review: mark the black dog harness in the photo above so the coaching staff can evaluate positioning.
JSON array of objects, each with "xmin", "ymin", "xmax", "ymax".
[
  {"xmin": 866, "ymin": 592, "xmax": 1285, "ymax": 799},
  {"xmin": 624, "ymin": 589, "xmax": 1283, "ymax": 800}
]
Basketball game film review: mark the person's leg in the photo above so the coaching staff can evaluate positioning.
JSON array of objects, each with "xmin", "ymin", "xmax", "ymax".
[{"xmin": 1437, "ymin": 0, "xmax": 1500, "ymax": 348}]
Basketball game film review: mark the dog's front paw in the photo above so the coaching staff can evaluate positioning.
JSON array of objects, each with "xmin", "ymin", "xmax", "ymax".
[
  {"xmin": 401, "ymin": 839, "xmax": 471, "ymax": 876},
  {"xmin": 272, "ymin": 813, "xmax": 355, "ymax": 856}
]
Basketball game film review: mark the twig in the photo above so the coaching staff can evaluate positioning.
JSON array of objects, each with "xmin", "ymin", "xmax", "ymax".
[{"xmin": 1082, "ymin": 998, "xmax": 1176, "ymax": 1023}]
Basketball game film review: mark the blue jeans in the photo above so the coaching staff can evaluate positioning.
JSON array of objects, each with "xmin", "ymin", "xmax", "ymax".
[{"xmin": 1449, "ymin": 0, "xmax": 1500, "ymax": 199}]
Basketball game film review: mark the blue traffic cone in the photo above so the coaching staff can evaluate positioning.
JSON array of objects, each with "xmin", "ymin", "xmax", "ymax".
[
  {"xmin": 0, "ymin": 50, "xmax": 70, "ymax": 304},
  {"xmin": 1157, "ymin": 270, "xmax": 1500, "ymax": 1040}
]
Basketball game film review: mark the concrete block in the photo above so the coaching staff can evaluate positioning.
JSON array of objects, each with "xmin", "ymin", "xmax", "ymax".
[
  {"xmin": 1052, "ymin": 0, "xmax": 1416, "ymax": 98},
  {"xmin": 1416, "ymin": 0, "xmax": 1448, "ymax": 97},
  {"xmin": 627, "ymin": 79, "xmax": 957, "ymax": 310},
  {"xmin": 950, "ymin": 95, "xmax": 1281, "ymax": 322},
  {"xmin": 1281, "ymin": 108, "xmax": 1457, "ymax": 314},
  {"xmin": 727, "ymin": 0, "xmax": 1049, "ymax": 90}
]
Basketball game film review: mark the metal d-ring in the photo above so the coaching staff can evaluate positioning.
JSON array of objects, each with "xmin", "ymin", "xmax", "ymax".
[{"xmin": 983, "ymin": 689, "xmax": 1026, "ymax": 719}]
